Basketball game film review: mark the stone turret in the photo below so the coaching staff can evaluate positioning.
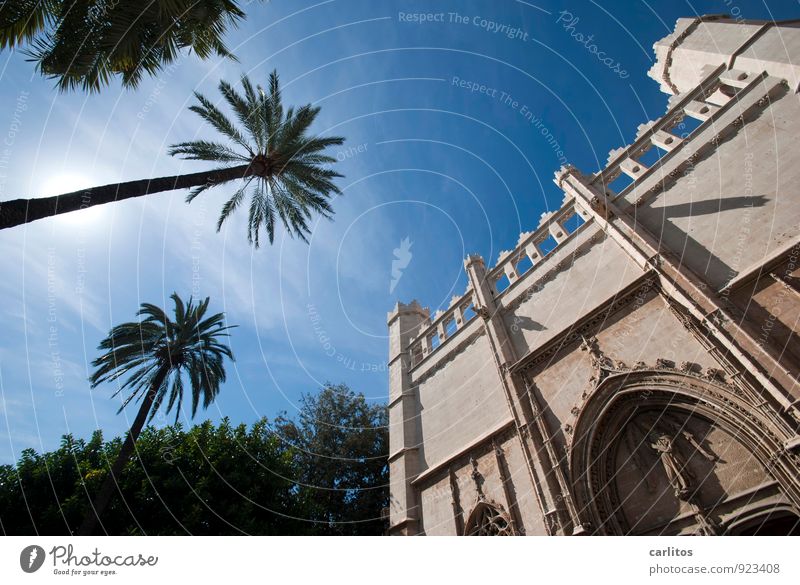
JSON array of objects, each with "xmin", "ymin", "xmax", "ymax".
[
  {"xmin": 648, "ymin": 15, "xmax": 800, "ymax": 96},
  {"xmin": 386, "ymin": 300, "xmax": 429, "ymax": 535}
]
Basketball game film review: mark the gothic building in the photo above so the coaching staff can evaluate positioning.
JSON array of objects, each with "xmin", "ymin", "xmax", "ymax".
[{"xmin": 387, "ymin": 16, "xmax": 800, "ymax": 536}]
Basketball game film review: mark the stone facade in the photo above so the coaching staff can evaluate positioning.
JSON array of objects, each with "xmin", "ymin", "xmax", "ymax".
[{"xmin": 387, "ymin": 16, "xmax": 800, "ymax": 536}]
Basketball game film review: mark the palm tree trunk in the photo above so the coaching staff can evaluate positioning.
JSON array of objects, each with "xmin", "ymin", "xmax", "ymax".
[
  {"xmin": 0, "ymin": 164, "xmax": 253, "ymax": 230},
  {"xmin": 78, "ymin": 372, "xmax": 167, "ymax": 536}
]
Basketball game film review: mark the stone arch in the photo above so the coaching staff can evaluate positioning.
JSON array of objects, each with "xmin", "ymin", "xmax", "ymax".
[
  {"xmin": 724, "ymin": 503, "xmax": 800, "ymax": 535},
  {"xmin": 463, "ymin": 501, "xmax": 516, "ymax": 536},
  {"xmin": 568, "ymin": 369, "xmax": 799, "ymax": 535}
]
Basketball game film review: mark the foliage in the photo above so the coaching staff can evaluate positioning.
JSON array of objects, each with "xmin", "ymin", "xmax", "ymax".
[
  {"xmin": 0, "ymin": 69, "xmax": 345, "ymax": 243},
  {"xmin": 273, "ymin": 383, "xmax": 389, "ymax": 535},
  {"xmin": 0, "ymin": 0, "xmax": 249, "ymax": 91},
  {"xmin": 0, "ymin": 420, "xmax": 304, "ymax": 535},
  {"xmin": 91, "ymin": 293, "xmax": 234, "ymax": 423},
  {"xmin": 169, "ymin": 71, "xmax": 345, "ymax": 247},
  {"xmin": 0, "ymin": 386, "xmax": 388, "ymax": 535}
]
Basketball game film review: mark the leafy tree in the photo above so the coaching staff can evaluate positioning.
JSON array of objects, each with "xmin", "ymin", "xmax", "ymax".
[
  {"xmin": 0, "ymin": 70, "xmax": 345, "ymax": 247},
  {"xmin": 0, "ymin": 433, "xmax": 105, "ymax": 534},
  {"xmin": 0, "ymin": 384, "xmax": 386, "ymax": 535},
  {"xmin": 0, "ymin": 0, "xmax": 250, "ymax": 91},
  {"xmin": 79, "ymin": 293, "xmax": 235, "ymax": 535},
  {"xmin": 0, "ymin": 420, "xmax": 309, "ymax": 535},
  {"xmin": 274, "ymin": 383, "xmax": 388, "ymax": 535}
]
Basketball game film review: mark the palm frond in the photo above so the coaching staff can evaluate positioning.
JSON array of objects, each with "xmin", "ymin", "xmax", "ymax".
[
  {"xmin": 171, "ymin": 68, "xmax": 345, "ymax": 247},
  {"xmin": 189, "ymin": 91, "xmax": 254, "ymax": 155},
  {"xmin": 168, "ymin": 140, "xmax": 250, "ymax": 163},
  {"xmin": 219, "ymin": 77, "xmax": 264, "ymax": 151},
  {"xmin": 266, "ymin": 70, "xmax": 283, "ymax": 140},
  {"xmin": 0, "ymin": 0, "xmax": 56, "ymax": 50},
  {"xmin": 90, "ymin": 293, "xmax": 234, "ymax": 423},
  {"xmin": 15, "ymin": 0, "xmax": 247, "ymax": 91},
  {"xmin": 216, "ymin": 179, "xmax": 252, "ymax": 232}
]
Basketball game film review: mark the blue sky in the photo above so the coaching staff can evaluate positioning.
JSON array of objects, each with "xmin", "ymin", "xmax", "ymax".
[{"xmin": 0, "ymin": 0, "xmax": 795, "ymax": 463}]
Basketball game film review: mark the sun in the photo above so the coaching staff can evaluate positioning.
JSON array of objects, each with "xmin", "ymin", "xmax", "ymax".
[{"xmin": 39, "ymin": 172, "xmax": 108, "ymax": 227}]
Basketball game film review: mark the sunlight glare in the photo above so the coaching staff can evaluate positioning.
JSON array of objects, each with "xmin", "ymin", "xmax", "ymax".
[{"xmin": 39, "ymin": 172, "xmax": 108, "ymax": 226}]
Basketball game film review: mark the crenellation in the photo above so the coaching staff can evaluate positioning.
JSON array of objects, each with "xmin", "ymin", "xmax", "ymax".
[
  {"xmin": 538, "ymin": 210, "xmax": 554, "ymax": 227},
  {"xmin": 516, "ymin": 230, "xmax": 534, "ymax": 247},
  {"xmin": 634, "ymin": 120, "xmax": 657, "ymax": 141},
  {"xmin": 605, "ymin": 146, "xmax": 627, "ymax": 167}
]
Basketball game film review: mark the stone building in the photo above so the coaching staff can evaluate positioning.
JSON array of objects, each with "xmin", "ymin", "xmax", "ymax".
[{"xmin": 387, "ymin": 16, "xmax": 800, "ymax": 536}]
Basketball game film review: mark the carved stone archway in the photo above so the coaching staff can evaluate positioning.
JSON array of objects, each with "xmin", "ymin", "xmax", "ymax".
[
  {"xmin": 568, "ymin": 369, "xmax": 800, "ymax": 535},
  {"xmin": 726, "ymin": 507, "xmax": 800, "ymax": 535}
]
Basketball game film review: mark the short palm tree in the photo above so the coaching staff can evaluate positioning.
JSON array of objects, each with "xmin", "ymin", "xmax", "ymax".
[
  {"xmin": 0, "ymin": 70, "xmax": 345, "ymax": 247},
  {"xmin": 0, "ymin": 0, "xmax": 248, "ymax": 91},
  {"xmin": 78, "ymin": 293, "xmax": 235, "ymax": 536}
]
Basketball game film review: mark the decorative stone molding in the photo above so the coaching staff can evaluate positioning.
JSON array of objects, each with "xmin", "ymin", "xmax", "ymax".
[
  {"xmin": 680, "ymin": 361, "xmax": 702, "ymax": 374},
  {"xmin": 649, "ymin": 14, "xmax": 728, "ymax": 95},
  {"xmin": 553, "ymin": 164, "xmax": 580, "ymax": 188},
  {"xmin": 496, "ymin": 249, "xmax": 513, "ymax": 264},
  {"xmin": 515, "ymin": 275, "xmax": 659, "ymax": 374},
  {"xmin": 566, "ymin": 369, "xmax": 800, "ymax": 533},
  {"xmin": 517, "ymin": 231, "xmax": 534, "ymax": 246},
  {"xmin": 543, "ymin": 510, "xmax": 561, "ymax": 535},
  {"xmin": 448, "ymin": 466, "xmax": 465, "ymax": 536},
  {"xmin": 623, "ymin": 72, "xmax": 787, "ymax": 209},
  {"xmin": 470, "ymin": 456, "xmax": 486, "ymax": 502},
  {"xmin": 579, "ymin": 335, "xmax": 617, "ymax": 387},
  {"xmin": 704, "ymin": 367, "xmax": 727, "ymax": 383},
  {"xmin": 463, "ymin": 500, "xmax": 518, "ymax": 536},
  {"xmin": 563, "ymin": 357, "xmax": 752, "ymax": 453},
  {"xmin": 666, "ymin": 91, "xmax": 687, "ymax": 110},
  {"xmin": 502, "ymin": 228, "xmax": 607, "ymax": 313},
  {"xmin": 474, "ymin": 305, "xmax": 491, "ymax": 321}
]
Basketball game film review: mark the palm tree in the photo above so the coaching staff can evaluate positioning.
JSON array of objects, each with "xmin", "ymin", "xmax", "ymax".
[
  {"xmin": 0, "ymin": 70, "xmax": 345, "ymax": 246},
  {"xmin": 78, "ymin": 293, "xmax": 235, "ymax": 535},
  {"xmin": 0, "ymin": 0, "xmax": 249, "ymax": 91}
]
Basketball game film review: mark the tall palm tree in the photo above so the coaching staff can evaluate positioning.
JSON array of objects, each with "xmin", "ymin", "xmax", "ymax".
[
  {"xmin": 0, "ymin": 70, "xmax": 345, "ymax": 247},
  {"xmin": 78, "ymin": 293, "xmax": 235, "ymax": 535},
  {"xmin": 0, "ymin": 0, "xmax": 249, "ymax": 91}
]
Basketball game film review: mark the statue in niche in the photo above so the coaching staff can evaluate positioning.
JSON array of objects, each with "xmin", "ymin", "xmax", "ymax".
[
  {"xmin": 649, "ymin": 433, "xmax": 692, "ymax": 499},
  {"xmin": 624, "ymin": 411, "xmax": 719, "ymax": 501}
]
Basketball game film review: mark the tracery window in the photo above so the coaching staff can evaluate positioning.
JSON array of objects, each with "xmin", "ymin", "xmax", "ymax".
[{"xmin": 464, "ymin": 502, "xmax": 515, "ymax": 536}]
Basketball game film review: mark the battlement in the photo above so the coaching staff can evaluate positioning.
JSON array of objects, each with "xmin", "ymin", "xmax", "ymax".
[
  {"xmin": 387, "ymin": 299, "xmax": 429, "ymax": 323},
  {"xmin": 593, "ymin": 64, "xmax": 786, "ymax": 209},
  {"xmin": 400, "ymin": 57, "xmax": 789, "ymax": 375}
]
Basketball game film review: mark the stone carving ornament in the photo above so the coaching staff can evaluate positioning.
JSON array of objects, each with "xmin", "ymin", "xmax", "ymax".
[{"xmin": 464, "ymin": 502, "xmax": 516, "ymax": 536}]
